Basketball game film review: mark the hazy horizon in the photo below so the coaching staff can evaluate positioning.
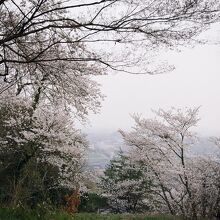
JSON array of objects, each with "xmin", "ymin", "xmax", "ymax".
[{"xmin": 80, "ymin": 23, "xmax": 220, "ymax": 137}]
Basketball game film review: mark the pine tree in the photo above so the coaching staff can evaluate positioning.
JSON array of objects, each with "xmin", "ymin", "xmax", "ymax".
[{"xmin": 101, "ymin": 150, "xmax": 152, "ymax": 213}]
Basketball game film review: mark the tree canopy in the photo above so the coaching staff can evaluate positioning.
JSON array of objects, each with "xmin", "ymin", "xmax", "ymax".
[
  {"xmin": 119, "ymin": 107, "xmax": 220, "ymax": 219},
  {"xmin": 0, "ymin": 0, "xmax": 219, "ymax": 115},
  {"xmin": 101, "ymin": 150, "xmax": 152, "ymax": 213}
]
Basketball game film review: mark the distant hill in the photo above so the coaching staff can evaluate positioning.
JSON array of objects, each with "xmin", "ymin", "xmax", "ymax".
[
  {"xmin": 86, "ymin": 132, "xmax": 123, "ymax": 169},
  {"xmin": 87, "ymin": 132, "xmax": 217, "ymax": 169}
]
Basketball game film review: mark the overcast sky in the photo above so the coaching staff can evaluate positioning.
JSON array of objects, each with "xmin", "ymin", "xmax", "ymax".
[{"xmin": 82, "ymin": 23, "xmax": 220, "ymax": 137}]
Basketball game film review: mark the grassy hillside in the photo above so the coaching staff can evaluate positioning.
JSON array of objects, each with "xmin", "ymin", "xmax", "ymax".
[{"xmin": 0, "ymin": 208, "xmax": 184, "ymax": 220}]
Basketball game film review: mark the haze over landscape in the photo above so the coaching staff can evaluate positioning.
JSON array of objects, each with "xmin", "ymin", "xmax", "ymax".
[
  {"xmin": 85, "ymin": 24, "xmax": 220, "ymax": 135},
  {"xmin": 82, "ymin": 24, "xmax": 220, "ymax": 166}
]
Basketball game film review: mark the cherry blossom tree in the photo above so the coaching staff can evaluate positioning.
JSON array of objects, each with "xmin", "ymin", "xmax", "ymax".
[
  {"xmin": 0, "ymin": 0, "xmax": 220, "ymax": 115},
  {"xmin": 119, "ymin": 107, "xmax": 201, "ymax": 219},
  {"xmin": 100, "ymin": 108, "xmax": 220, "ymax": 218},
  {"xmin": 0, "ymin": 94, "xmax": 88, "ymax": 207},
  {"xmin": 188, "ymin": 156, "xmax": 220, "ymax": 218},
  {"xmin": 211, "ymin": 137, "xmax": 220, "ymax": 160}
]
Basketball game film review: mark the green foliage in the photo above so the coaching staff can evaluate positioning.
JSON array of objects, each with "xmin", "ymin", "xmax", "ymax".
[
  {"xmin": 104, "ymin": 151, "xmax": 148, "ymax": 182},
  {"xmin": 0, "ymin": 98, "xmax": 85, "ymax": 209},
  {"xmin": 101, "ymin": 150, "xmax": 152, "ymax": 213},
  {"xmin": 0, "ymin": 208, "xmax": 191, "ymax": 220},
  {"xmin": 79, "ymin": 192, "xmax": 108, "ymax": 213},
  {"xmin": 0, "ymin": 102, "xmax": 60, "ymax": 207}
]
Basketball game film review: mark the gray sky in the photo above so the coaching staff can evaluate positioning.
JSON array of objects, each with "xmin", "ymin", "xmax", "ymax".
[{"xmin": 83, "ymin": 24, "xmax": 220, "ymax": 137}]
